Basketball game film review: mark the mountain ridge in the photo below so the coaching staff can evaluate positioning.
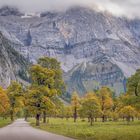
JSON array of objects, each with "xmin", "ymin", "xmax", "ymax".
[{"xmin": 0, "ymin": 6, "xmax": 140, "ymax": 95}]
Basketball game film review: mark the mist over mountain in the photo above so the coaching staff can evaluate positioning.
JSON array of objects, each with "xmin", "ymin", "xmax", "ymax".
[
  {"xmin": 0, "ymin": 0, "xmax": 140, "ymax": 18},
  {"xmin": 0, "ymin": 6, "xmax": 140, "ymax": 96}
]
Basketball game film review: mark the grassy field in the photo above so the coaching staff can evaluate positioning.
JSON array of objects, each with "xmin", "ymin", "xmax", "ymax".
[
  {"xmin": 29, "ymin": 118, "xmax": 140, "ymax": 140},
  {"xmin": 0, "ymin": 118, "xmax": 11, "ymax": 128}
]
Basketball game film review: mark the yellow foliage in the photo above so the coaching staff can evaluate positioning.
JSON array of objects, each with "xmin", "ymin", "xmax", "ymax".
[
  {"xmin": 119, "ymin": 105, "xmax": 137, "ymax": 118},
  {"xmin": 81, "ymin": 93, "xmax": 102, "ymax": 118},
  {"xmin": 71, "ymin": 91, "xmax": 80, "ymax": 109},
  {"xmin": 0, "ymin": 87, "xmax": 10, "ymax": 114},
  {"xmin": 98, "ymin": 87, "xmax": 113, "ymax": 111}
]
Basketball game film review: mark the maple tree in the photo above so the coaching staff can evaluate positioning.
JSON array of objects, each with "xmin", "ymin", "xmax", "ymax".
[
  {"xmin": 97, "ymin": 87, "xmax": 113, "ymax": 122},
  {"xmin": 80, "ymin": 93, "xmax": 101, "ymax": 126},
  {"xmin": 7, "ymin": 81, "xmax": 23, "ymax": 121},
  {"xmin": 119, "ymin": 105, "xmax": 136, "ymax": 124},
  {"xmin": 0, "ymin": 87, "xmax": 10, "ymax": 117},
  {"xmin": 71, "ymin": 91, "xmax": 80, "ymax": 122}
]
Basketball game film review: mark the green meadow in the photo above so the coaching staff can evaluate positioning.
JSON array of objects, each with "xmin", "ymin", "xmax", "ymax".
[
  {"xmin": 0, "ymin": 118, "xmax": 11, "ymax": 128},
  {"xmin": 30, "ymin": 118, "xmax": 140, "ymax": 140}
]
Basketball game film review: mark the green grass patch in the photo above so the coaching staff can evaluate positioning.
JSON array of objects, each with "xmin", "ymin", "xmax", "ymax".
[
  {"xmin": 0, "ymin": 118, "xmax": 11, "ymax": 128},
  {"xmin": 29, "ymin": 118, "xmax": 140, "ymax": 140}
]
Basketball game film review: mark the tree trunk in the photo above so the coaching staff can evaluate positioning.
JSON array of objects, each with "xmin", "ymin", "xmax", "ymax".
[
  {"xmin": 10, "ymin": 110, "xmax": 14, "ymax": 121},
  {"xmin": 88, "ymin": 117, "xmax": 90, "ymax": 122},
  {"xmin": 135, "ymin": 84, "xmax": 138, "ymax": 96},
  {"xmin": 25, "ymin": 115, "xmax": 28, "ymax": 121},
  {"xmin": 74, "ymin": 107, "xmax": 77, "ymax": 122},
  {"xmin": 36, "ymin": 114, "xmax": 40, "ymax": 126},
  {"xmin": 126, "ymin": 117, "xmax": 130, "ymax": 124},
  {"xmin": 102, "ymin": 115, "xmax": 105, "ymax": 122},
  {"xmin": 43, "ymin": 111, "xmax": 47, "ymax": 123},
  {"xmin": 24, "ymin": 110, "xmax": 28, "ymax": 121},
  {"xmin": 90, "ymin": 117, "xmax": 93, "ymax": 126}
]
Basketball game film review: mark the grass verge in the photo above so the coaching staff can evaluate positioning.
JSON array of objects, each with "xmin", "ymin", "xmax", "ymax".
[
  {"xmin": 0, "ymin": 118, "xmax": 11, "ymax": 128},
  {"xmin": 29, "ymin": 118, "xmax": 140, "ymax": 140}
]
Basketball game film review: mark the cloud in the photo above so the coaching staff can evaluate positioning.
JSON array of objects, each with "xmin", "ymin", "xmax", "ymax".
[{"xmin": 0, "ymin": 0, "xmax": 139, "ymax": 18}]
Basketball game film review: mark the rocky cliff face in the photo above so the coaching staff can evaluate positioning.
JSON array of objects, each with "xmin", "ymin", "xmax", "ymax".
[
  {"xmin": 0, "ymin": 32, "xmax": 28, "ymax": 88},
  {"xmin": 0, "ymin": 6, "xmax": 24, "ymax": 16},
  {"xmin": 0, "ymin": 6, "xmax": 140, "ymax": 95}
]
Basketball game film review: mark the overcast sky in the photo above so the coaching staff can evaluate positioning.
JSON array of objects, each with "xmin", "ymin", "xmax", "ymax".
[{"xmin": 0, "ymin": 0, "xmax": 140, "ymax": 18}]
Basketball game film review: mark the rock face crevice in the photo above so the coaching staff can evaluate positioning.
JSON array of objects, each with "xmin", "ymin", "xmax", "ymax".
[
  {"xmin": 0, "ymin": 32, "xmax": 28, "ymax": 88},
  {"xmin": 0, "ymin": 6, "xmax": 140, "ymax": 95}
]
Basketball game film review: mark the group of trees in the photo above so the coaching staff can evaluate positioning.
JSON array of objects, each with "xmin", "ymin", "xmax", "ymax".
[
  {"xmin": 62, "ymin": 88, "xmax": 114, "ymax": 126},
  {"xmin": 61, "ymin": 84, "xmax": 139, "ymax": 126},
  {"xmin": 0, "ymin": 57, "xmax": 65, "ymax": 126},
  {"xmin": 0, "ymin": 57, "xmax": 140, "ymax": 126},
  {"xmin": 0, "ymin": 81, "xmax": 24, "ymax": 121},
  {"xmin": 61, "ymin": 69, "xmax": 140, "ymax": 126}
]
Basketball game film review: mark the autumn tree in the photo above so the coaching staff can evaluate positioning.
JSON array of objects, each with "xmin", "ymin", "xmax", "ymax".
[
  {"xmin": 111, "ymin": 97, "xmax": 121, "ymax": 121},
  {"xmin": 29, "ymin": 57, "xmax": 65, "ymax": 126},
  {"xmin": 119, "ymin": 105, "xmax": 137, "ymax": 124},
  {"xmin": 124, "ymin": 69, "xmax": 140, "ymax": 112},
  {"xmin": 57, "ymin": 103, "xmax": 65, "ymax": 119},
  {"xmin": 7, "ymin": 81, "xmax": 23, "ymax": 121},
  {"xmin": 38, "ymin": 57, "xmax": 65, "ymax": 95},
  {"xmin": 38, "ymin": 57, "xmax": 65, "ymax": 123},
  {"xmin": 127, "ymin": 69, "xmax": 140, "ymax": 97},
  {"xmin": 71, "ymin": 91, "xmax": 80, "ymax": 122},
  {"xmin": 81, "ymin": 93, "xmax": 101, "ymax": 126},
  {"xmin": 64, "ymin": 106, "xmax": 72, "ymax": 120},
  {"xmin": 0, "ymin": 87, "xmax": 10, "ymax": 118},
  {"xmin": 22, "ymin": 89, "xmax": 31, "ymax": 121},
  {"xmin": 97, "ymin": 87, "xmax": 113, "ymax": 122},
  {"xmin": 29, "ymin": 65, "xmax": 54, "ymax": 126},
  {"xmin": 79, "ymin": 105, "xmax": 86, "ymax": 120},
  {"xmin": 50, "ymin": 97, "xmax": 64, "ymax": 118}
]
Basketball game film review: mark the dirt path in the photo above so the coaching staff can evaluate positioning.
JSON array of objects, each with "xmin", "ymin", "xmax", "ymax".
[{"xmin": 0, "ymin": 119, "xmax": 75, "ymax": 140}]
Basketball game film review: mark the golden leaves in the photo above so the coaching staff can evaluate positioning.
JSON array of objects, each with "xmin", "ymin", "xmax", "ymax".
[{"xmin": 0, "ymin": 87, "xmax": 10, "ymax": 114}]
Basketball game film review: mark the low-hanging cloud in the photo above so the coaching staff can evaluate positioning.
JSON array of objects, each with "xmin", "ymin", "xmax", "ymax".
[{"xmin": 0, "ymin": 0, "xmax": 140, "ymax": 18}]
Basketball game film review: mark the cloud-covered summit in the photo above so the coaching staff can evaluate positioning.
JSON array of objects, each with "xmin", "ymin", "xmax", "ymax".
[{"xmin": 0, "ymin": 0, "xmax": 139, "ymax": 18}]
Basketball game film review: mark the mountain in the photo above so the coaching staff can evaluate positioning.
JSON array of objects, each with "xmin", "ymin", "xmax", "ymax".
[
  {"xmin": 0, "ymin": 31, "xmax": 29, "ymax": 88},
  {"xmin": 0, "ymin": 6, "xmax": 140, "ymax": 96},
  {"xmin": 0, "ymin": 6, "xmax": 24, "ymax": 16}
]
